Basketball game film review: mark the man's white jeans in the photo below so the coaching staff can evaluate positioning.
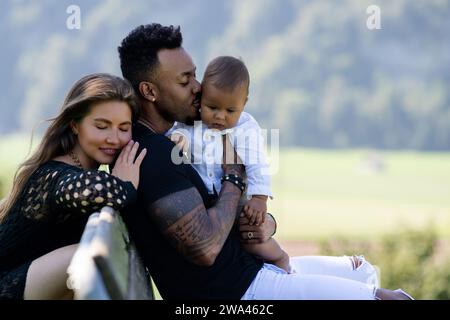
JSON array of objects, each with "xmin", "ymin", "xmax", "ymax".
[{"xmin": 241, "ymin": 255, "xmax": 379, "ymax": 300}]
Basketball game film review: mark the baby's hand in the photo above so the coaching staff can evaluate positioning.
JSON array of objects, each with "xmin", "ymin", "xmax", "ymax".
[
  {"xmin": 243, "ymin": 196, "xmax": 268, "ymax": 226},
  {"xmin": 169, "ymin": 132, "xmax": 190, "ymax": 155}
]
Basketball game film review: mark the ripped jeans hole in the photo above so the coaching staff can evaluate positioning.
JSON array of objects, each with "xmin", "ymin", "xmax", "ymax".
[{"xmin": 349, "ymin": 255, "xmax": 365, "ymax": 270}]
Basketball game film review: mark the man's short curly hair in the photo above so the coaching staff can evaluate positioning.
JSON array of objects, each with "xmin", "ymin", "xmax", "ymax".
[{"xmin": 118, "ymin": 23, "xmax": 182, "ymax": 94}]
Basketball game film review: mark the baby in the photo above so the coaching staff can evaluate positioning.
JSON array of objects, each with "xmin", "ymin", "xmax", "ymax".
[{"xmin": 167, "ymin": 56, "xmax": 290, "ymax": 272}]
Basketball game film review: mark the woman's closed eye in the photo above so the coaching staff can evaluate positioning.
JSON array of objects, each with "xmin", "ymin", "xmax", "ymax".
[{"xmin": 96, "ymin": 125, "xmax": 130, "ymax": 132}]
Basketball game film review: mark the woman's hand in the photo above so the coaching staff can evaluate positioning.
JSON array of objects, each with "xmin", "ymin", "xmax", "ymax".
[
  {"xmin": 238, "ymin": 212, "xmax": 276, "ymax": 244},
  {"xmin": 111, "ymin": 140, "xmax": 147, "ymax": 189}
]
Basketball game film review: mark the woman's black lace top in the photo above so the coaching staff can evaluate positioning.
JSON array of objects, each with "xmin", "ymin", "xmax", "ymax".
[{"xmin": 0, "ymin": 160, "xmax": 136, "ymax": 272}]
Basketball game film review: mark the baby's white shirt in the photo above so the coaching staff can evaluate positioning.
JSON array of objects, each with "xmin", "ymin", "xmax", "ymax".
[{"xmin": 166, "ymin": 112, "xmax": 273, "ymax": 199}]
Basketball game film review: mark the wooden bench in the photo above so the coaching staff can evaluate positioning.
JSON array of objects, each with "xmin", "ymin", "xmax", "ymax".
[{"xmin": 67, "ymin": 206, "xmax": 154, "ymax": 300}]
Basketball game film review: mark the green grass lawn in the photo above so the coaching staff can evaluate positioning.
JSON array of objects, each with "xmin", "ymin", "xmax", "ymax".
[
  {"xmin": 1, "ymin": 134, "xmax": 450, "ymax": 241},
  {"xmin": 270, "ymin": 148, "xmax": 450, "ymax": 240}
]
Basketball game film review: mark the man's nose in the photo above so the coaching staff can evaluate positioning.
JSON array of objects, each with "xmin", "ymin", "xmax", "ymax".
[{"xmin": 192, "ymin": 78, "xmax": 201, "ymax": 94}]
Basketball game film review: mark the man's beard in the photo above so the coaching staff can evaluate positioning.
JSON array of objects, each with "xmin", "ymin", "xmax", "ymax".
[
  {"xmin": 157, "ymin": 102, "xmax": 197, "ymax": 125},
  {"xmin": 183, "ymin": 108, "xmax": 201, "ymax": 125}
]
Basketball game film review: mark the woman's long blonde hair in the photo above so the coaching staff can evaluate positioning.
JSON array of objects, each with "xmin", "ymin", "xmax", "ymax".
[{"xmin": 0, "ymin": 73, "xmax": 139, "ymax": 222}]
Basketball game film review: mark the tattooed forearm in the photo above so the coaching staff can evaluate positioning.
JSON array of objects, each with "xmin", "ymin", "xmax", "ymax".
[
  {"xmin": 149, "ymin": 190, "xmax": 205, "ymax": 230},
  {"xmin": 213, "ymin": 184, "xmax": 242, "ymax": 227},
  {"xmin": 165, "ymin": 209, "xmax": 215, "ymax": 260},
  {"xmin": 148, "ymin": 182, "xmax": 242, "ymax": 265}
]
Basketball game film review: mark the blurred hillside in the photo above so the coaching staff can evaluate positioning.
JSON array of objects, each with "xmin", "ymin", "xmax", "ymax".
[{"xmin": 0, "ymin": 0, "xmax": 449, "ymax": 149}]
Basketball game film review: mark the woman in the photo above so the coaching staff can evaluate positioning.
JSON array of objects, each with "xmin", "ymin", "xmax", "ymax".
[{"xmin": 0, "ymin": 73, "xmax": 146, "ymax": 299}]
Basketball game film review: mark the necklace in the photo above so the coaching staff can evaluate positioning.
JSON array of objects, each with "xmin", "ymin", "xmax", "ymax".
[{"xmin": 69, "ymin": 150, "xmax": 83, "ymax": 169}]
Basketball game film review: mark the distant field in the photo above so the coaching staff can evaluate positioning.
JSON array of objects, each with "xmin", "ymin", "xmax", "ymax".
[
  {"xmin": 0, "ymin": 134, "xmax": 37, "ymax": 196},
  {"xmin": 1, "ymin": 134, "xmax": 450, "ymax": 241},
  {"xmin": 270, "ymin": 148, "xmax": 450, "ymax": 241}
]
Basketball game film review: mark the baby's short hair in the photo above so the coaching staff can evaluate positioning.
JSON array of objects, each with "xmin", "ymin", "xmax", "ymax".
[{"xmin": 203, "ymin": 56, "xmax": 249, "ymax": 93}]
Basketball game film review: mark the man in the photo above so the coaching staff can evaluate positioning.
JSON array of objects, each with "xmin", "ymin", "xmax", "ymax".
[
  {"xmin": 118, "ymin": 23, "xmax": 272, "ymax": 299},
  {"xmin": 117, "ymin": 23, "xmax": 413, "ymax": 300}
]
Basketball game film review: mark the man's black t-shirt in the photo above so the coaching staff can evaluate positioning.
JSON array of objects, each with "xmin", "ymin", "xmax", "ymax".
[{"xmin": 122, "ymin": 123, "xmax": 263, "ymax": 300}]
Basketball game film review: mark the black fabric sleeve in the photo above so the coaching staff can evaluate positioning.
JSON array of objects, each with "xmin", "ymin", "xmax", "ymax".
[{"xmin": 53, "ymin": 169, "xmax": 137, "ymax": 218}]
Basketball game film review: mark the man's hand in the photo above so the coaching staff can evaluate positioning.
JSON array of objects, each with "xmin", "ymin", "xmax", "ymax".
[
  {"xmin": 243, "ymin": 195, "xmax": 267, "ymax": 226},
  {"xmin": 238, "ymin": 212, "xmax": 276, "ymax": 244}
]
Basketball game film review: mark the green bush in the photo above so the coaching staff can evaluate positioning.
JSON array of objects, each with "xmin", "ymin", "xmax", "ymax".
[
  {"xmin": 420, "ymin": 258, "xmax": 450, "ymax": 300},
  {"xmin": 319, "ymin": 224, "xmax": 450, "ymax": 300}
]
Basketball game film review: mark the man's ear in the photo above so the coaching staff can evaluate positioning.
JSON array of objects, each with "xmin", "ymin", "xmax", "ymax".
[{"xmin": 139, "ymin": 81, "xmax": 158, "ymax": 102}]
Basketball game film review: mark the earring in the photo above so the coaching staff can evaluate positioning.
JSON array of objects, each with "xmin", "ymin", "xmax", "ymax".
[{"xmin": 152, "ymin": 98, "xmax": 155, "ymax": 102}]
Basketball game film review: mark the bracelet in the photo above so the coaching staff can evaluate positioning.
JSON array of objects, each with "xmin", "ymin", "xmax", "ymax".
[
  {"xmin": 220, "ymin": 174, "xmax": 246, "ymax": 193},
  {"xmin": 266, "ymin": 212, "xmax": 277, "ymax": 237}
]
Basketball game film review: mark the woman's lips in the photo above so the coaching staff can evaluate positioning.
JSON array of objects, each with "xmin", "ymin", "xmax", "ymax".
[{"xmin": 99, "ymin": 148, "xmax": 118, "ymax": 156}]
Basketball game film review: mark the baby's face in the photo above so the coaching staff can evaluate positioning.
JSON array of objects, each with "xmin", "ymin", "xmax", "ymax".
[{"xmin": 200, "ymin": 83, "xmax": 247, "ymax": 130}]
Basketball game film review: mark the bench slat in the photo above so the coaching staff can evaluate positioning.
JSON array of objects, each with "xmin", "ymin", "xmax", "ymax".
[{"xmin": 68, "ymin": 207, "xmax": 154, "ymax": 300}]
